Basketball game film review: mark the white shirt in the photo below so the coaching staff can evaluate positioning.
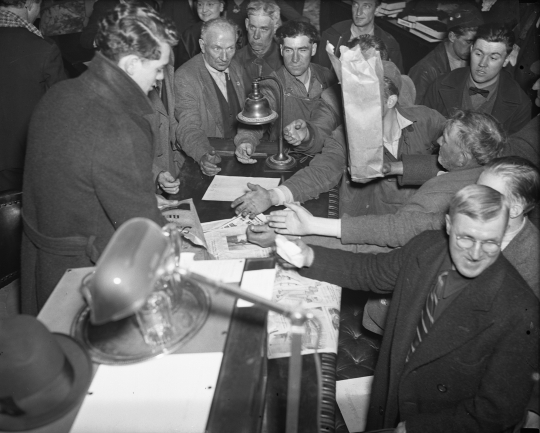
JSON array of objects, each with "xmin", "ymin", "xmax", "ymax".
[
  {"xmin": 383, "ymin": 110, "xmax": 413, "ymax": 159},
  {"xmin": 203, "ymin": 58, "xmax": 230, "ymax": 102}
]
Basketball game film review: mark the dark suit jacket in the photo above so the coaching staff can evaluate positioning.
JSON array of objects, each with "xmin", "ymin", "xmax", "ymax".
[
  {"xmin": 0, "ymin": 27, "xmax": 66, "ymax": 191},
  {"xmin": 422, "ymin": 66, "xmax": 532, "ymax": 134},
  {"xmin": 300, "ymin": 230, "xmax": 539, "ymax": 432}
]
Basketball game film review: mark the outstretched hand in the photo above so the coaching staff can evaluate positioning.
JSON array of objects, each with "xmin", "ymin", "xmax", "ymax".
[
  {"xmin": 231, "ymin": 182, "xmax": 274, "ymax": 217},
  {"xmin": 246, "ymin": 224, "xmax": 277, "ymax": 248},
  {"xmin": 283, "ymin": 119, "xmax": 309, "ymax": 147},
  {"xmin": 268, "ymin": 203, "xmax": 314, "ymax": 235}
]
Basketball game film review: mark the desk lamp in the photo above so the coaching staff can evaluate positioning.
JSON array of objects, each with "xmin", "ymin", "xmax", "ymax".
[
  {"xmin": 237, "ymin": 77, "xmax": 297, "ymax": 170},
  {"xmin": 82, "ymin": 218, "xmax": 313, "ymax": 433}
]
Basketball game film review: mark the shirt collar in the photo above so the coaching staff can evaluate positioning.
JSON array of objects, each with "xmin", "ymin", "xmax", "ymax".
[
  {"xmin": 203, "ymin": 57, "xmax": 229, "ymax": 76},
  {"xmin": 467, "ymin": 73, "xmax": 499, "ymax": 95},
  {"xmin": 0, "ymin": 9, "xmax": 43, "ymax": 39},
  {"xmin": 396, "ymin": 109, "xmax": 413, "ymax": 130},
  {"xmin": 349, "ymin": 23, "xmax": 374, "ymax": 40}
]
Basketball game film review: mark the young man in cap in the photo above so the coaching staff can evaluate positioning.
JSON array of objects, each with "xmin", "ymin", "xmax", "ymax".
[
  {"xmin": 423, "ymin": 22, "xmax": 531, "ymax": 135},
  {"xmin": 316, "ymin": 0, "xmax": 403, "ymax": 74},
  {"xmin": 276, "ymin": 184, "xmax": 539, "ymax": 432},
  {"xmin": 21, "ymin": 3, "xmax": 178, "ymax": 314},
  {"xmin": 408, "ymin": 4, "xmax": 483, "ymax": 104}
]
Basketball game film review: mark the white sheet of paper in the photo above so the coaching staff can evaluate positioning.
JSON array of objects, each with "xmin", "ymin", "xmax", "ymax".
[
  {"xmin": 202, "ymin": 176, "xmax": 280, "ymax": 202},
  {"xmin": 336, "ymin": 376, "xmax": 374, "ymax": 433},
  {"xmin": 238, "ymin": 268, "xmax": 277, "ymax": 308},
  {"xmin": 70, "ymin": 352, "xmax": 223, "ymax": 433},
  {"xmin": 188, "ymin": 259, "xmax": 245, "ymax": 284}
]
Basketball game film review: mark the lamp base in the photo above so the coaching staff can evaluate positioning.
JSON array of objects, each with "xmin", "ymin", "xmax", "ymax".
[{"xmin": 265, "ymin": 153, "xmax": 297, "ymax": 170}]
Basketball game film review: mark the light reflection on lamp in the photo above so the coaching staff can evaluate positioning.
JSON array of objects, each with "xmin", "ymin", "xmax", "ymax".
[
  {"xmin": 82, "ymin": 218, "xmax": 310, "ymax": 433},
  {"xmin": 237, "ymin": 77, "xmax": 297, "ymax": 171}
]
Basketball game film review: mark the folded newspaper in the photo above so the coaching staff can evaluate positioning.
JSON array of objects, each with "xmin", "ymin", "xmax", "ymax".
[{"xmin": 267, "ymin": 268, "xmax": 342, "ymax": 359}]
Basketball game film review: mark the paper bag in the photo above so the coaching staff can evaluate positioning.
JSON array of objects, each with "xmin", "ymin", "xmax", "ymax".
[{"xmin": 326, "ymin": 43, "xmax": 385, "ymax": 182}]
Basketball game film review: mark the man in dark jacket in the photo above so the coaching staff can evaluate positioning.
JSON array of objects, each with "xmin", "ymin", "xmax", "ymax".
[
  {"xmin": 0, "ymin": 0, "xmax": 66, "ymax": 192},
  {"xmin": 408, "ymin": 4, "xmax": 483, "ymax": 104},
  {"xmin": 315, "ymin": 0, "xmax": 403, "ymax": 74},
  {"xmin": 276, "ymin": 184, "xmax": 539, "ymax": 432},
  {"xmin": 423, "ymin": 22, "xmax": 531, "ymax": 135},
  {"xmin": 21, "ymin": 3, "xmax": 177, "ymax": 314}
]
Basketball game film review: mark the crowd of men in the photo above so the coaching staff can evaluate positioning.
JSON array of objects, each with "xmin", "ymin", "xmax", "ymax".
[{"xmin": 1, "ymin": 0, "xmax": 539, "ymax": 432}]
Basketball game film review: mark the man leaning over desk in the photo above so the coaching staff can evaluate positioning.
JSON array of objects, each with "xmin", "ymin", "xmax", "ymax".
[
  {"xmin": 275, "ymin": 184, "xmax": 539, "ymax": 433},
  {"xmin": 174, "ymin": 17, "xmax": 246, "ymax": 176}
]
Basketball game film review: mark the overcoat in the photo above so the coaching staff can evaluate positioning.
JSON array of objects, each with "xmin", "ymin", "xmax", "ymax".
[
  {"xmin": 300, "ymin": 230, "xmax": 539, "ymax": 432},
  {"xmin": 21, "ymin": 52, "xmax": 166, "ymax": 314}
]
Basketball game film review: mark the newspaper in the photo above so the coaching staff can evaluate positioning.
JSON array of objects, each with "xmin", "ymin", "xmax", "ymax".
[
  {"xmin": 201, "ymin": 214, "xmax": 267, "ymax": 233},
  {"xmin": 204, "ymin": 225, "xmax": 273, "ymax": 260},
  {"xmin": 267, "ymin": 268, "xmax": 342, "ymax": 359}
]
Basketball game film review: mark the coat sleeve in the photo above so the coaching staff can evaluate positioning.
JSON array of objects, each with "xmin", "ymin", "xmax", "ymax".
[
  {"xmin": 409, "ymin": 63, "xmax": 435, "ymax": 105},
  {"xmin": 283, "ymin": 127, "xmax": 347, "ymax": 203},
  {"xmin": 295, "ymin": 97, "xmax": 341, "ymax": 154},
  {"xmin": 508, "ymin": 96, "xmax": 532, "ymax": 135},
  {"xmin": 406, "ymin": 299, "xmax": 539, "ymax": 433},
  {"xmin": 174, "ymin": 68, "xmax": 214, "ymax": 164},
  {"xmin": 298, "ymin": 234, "xmax": 426, "ymax": 293}
]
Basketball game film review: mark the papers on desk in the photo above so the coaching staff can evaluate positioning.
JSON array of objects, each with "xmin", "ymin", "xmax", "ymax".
[
  {"xmin": 267, "ymin": 268, "xmax": 341, "ymax": 359},
  {"xmin": 336, "ymin": 376, "xmax": 374, "ymax": 433},
  {"xmin": 70, "ymin": 352, "xmax": 223, "ymax": 433},
  {"xmin": 204, "ymin": 225, "xmax": 273, "ymax": 260},
  {"xmin": 202, "ymin": 175, "xmax": 280, "ymax": 202}
]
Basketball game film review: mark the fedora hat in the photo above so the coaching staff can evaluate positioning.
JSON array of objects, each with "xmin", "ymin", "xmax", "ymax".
[{"xmin": 0, "ymin": 315, "xmax": 92, "ymax": 431}]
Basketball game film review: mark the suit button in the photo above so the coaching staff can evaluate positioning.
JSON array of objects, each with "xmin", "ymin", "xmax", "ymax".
[
  {"xmin": 379, "ymin": 406, "xmax": 384, "ymax": 415},
  {"xmin": 437, "ymin": 384, "xmax": 447, "ymax": 393}
]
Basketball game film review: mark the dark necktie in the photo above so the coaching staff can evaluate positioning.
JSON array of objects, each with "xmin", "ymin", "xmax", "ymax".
[
  {"xmin": 406, "ymin": 271, "xmax": 448, "ymax": 363},
  {"xmin": 469, "ymin": 86, "xmax": 489, "ymax": 97}
]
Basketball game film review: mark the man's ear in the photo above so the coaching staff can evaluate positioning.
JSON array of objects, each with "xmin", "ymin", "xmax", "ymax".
[
  {"xmin": 509, "ymin": 201, "xmax": 524, "ymax": 219},
  {"xmin": 311, "ymin": 42, "xmax": 317, "ymax": 57},
  {"xmin": 245, "ymin": 18, "xmax": 250, "ymax": 31},
  {"xmin": 445, "ymin": 214, "xmax": 452, "ymax": 236},
  {"xmin": 117, "ymin": 54, "xmax": 139, "ymax": 76},
  {"xmin": 219, "ymin": 1, "xmax": 224, "ymax": 13},
  {"xmin": 502, "ymin": 54, "xmax": 510, "ymax": 68},
  {"xmin": 199, "ymin": 38, "xmax": 205, "ymax": 54},
  {"xmin": 280, "ymin": 44, "xmax": 283, "ymax": 56},
  {"xmin": 387, "ymin": 94, "xmax": 398, "ymax": 109},
  {"xmin": 448, "ymin": 31, "xmax": 456, "ymax": 43}
]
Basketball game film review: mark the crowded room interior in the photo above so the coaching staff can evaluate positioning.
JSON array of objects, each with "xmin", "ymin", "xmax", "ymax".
[{"xmin": 1, "ymin": 0, "xmax": 539, "ymax": 432}]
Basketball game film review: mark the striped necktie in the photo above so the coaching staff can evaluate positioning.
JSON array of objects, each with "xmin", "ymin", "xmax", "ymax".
[{"xmin": 406, "ymin": 271, "xmax": 448, "ymax": 363}]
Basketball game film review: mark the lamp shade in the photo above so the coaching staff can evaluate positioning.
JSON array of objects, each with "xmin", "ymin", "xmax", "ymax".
[
  {"xmin": 237, "ymin": 81, "xmax": 278, "ymax": 125},
  {"xmin": 81, "ymin": 218, "xmax": 171, "ymax": 325}
]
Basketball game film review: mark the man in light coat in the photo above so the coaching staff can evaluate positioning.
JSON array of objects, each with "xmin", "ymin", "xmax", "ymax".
[{"xmin": 174, "ymin": 17, "xmax": 246, "ymax": 176}]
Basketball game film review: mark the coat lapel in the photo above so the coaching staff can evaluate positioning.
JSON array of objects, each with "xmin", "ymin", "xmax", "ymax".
[
  {"xmin": 198, "ymin": 57, "xmax": 224, "ymax": 135},
  {"xmin": 438, "ymin": 68, "xmax": 468, "ymax": 116},
  {"xmin": 491, "ymin": 70, "xmax": 521, "ymax": 129},
  {"xmin": 229, "ymin": 59, "xmax": 246, "ymax": 109},
  {"xmin": 387, "ymin": 239, "xmax": 448, "ymax": 378},
  {"xmin": 403, "ymin": 257, "xmax": 506, "ymax": 373}
]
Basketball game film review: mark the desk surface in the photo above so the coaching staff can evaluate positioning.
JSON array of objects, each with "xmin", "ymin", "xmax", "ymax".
[{"xmin": 172, "ymin": 138, "xmax": 330, "ymax": 223}]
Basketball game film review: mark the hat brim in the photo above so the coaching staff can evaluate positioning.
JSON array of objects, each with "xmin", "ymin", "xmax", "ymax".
[{"xmin": 0, "ymin": 334, "xmax": 93, "ymax": 431}]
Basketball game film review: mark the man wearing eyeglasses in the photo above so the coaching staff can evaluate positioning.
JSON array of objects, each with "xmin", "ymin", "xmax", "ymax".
[{"xmin": 276, "ymin": 184, "xmax": 538, "ymax": 432}]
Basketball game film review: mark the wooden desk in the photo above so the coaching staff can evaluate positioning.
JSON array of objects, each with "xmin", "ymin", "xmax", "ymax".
[{"xmin": 172, "ymin": 140, "xmax": 337, "ymax": 433}]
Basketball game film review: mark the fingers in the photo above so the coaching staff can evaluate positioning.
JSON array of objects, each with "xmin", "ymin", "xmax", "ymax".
[
  {"xmin": 284, "ymin": 202, "xmax": 312, "ymax": 216},
  {"xmin": 201, "ymin": 163, "xmax": 221, "ymax": 176}
]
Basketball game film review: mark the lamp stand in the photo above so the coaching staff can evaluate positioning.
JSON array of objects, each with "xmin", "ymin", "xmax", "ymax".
[{"xmin": 178, "ymin": 268, "xmax": 311, "ymax": 433}]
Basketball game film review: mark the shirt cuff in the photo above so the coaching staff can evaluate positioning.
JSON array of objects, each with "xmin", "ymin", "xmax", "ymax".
[{"xmin": 272, "ymin": 186, "xmax": 294, "ymax": 205}]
